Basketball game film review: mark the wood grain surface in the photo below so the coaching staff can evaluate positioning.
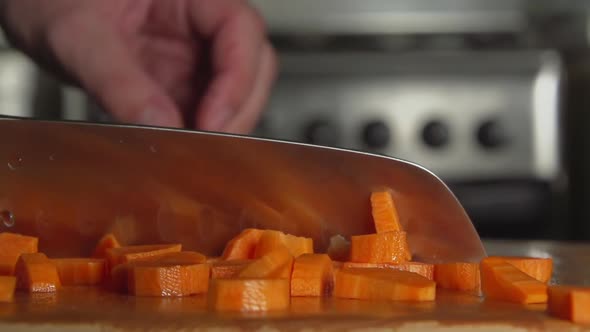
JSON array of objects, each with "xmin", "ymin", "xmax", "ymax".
[{"xmin": 0, "ymin": 239, "xmax": 589, "ymax": 331}]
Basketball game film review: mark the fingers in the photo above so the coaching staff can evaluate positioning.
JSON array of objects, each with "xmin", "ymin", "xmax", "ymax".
[
  {"xmin": 46, "ymin": 13, "xmax": 183, "ymax": 128},
  {"xmin": 188, "ymin": 0, "xmax": 269, "ymax": 132},
  {"xmin": 223, "ymin": 44, "xmax": 278, "ymax": 134}
]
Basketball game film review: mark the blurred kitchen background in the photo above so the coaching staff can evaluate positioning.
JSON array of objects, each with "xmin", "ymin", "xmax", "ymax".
[{"xmin": 2, "ymin": 0, "xmax": 590, "ymax": 241}]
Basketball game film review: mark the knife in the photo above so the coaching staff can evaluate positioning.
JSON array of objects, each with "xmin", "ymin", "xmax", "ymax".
[{"xmin": 0, "ymin": 116, "xmax": 486, "ymax": 263}]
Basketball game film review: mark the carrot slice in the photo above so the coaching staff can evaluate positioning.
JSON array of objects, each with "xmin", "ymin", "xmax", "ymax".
[
  {"xmin": 370, "ymin": 190, "xmax": 402, "ymax": 233},
  {"xmin": 480, "ymin": 257, "xmax": 547, "ymax": 304},
  {"xmin": 91, "ymin": 233, "xmax": 121, "ymax": 259},
  {"xmin": 0, "ymin": 232, "xmax": 38, "ymax": 275},
  {"xmin": 548, "ymin": 285, "xmax": 590, "ymax": 324},
  {"xmin": 208, "ymin": 278, "xmax": 290, "ymax": 312},
  {"xmin": 52, "ymin": 258, "xmax": 106, "ymax": 286},
  {"xmin": 0, "ymin": 276, "xmax": 16, "ymax": 302},
  {"xmin": 291, "ymin": 254, "xmax": 334, "ymax": 297},
  {"xmin": 129, "ymin": 252, "xmax": 210, "ymax": 297},
  {"xmin": 211, "ymin": 259, "xmax": 252, "ymax": 279},
  {"xmin": 350, "ymin": 232, "xmax": 411, "ymax": 264},
  {"xmin": 327, "ymin": 235, "xmax": 350, "ymax": 262},
  {"xmin": 221, "ymin": 229, "xmax": 264, "ymax": 260},
  {"xmin": 239, "ymin": 245, "xmax": 293, "ymax": 279},
  {"xmin": 343, "ymin": 262, "xmax": 434, "ymax": 281},
  {"xmin": 106, "ymin": 244, "xmax": 182, "ymax": 270},
  {"xmin": 253, "ymin": 230, "xmax": 313, "ymax": 258},
  {"xmin": 334, "ymin": 268, "xmax": 435, "ymax": 301},
  {"xmin": 434, "ymin": 262, "xmax": 481, "ymax": 294},
  {"xmin": 15, "ymin": 253, "xmax": 61, "ymax": 292},
  {"xmin": 284, "ymin": 234, "xmax": 314, "ymax": 258},
  {"xmin": 486, "ymin": 256, "xmax": 553, "ymax": 284},
  {"xmin": 109, "ymin": 251, "xmax": 206, "ymax": 293}
]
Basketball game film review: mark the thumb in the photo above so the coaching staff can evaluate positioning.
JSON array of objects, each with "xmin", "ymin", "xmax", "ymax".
[{"xmin": 48, "ymin": 18, "xmax": 182, "ymax": 127}]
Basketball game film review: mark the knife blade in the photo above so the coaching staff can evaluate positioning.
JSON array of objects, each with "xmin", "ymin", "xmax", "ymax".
[{"xmin": 0, "ymin": 116, "xmax": 486, "ymax": 263}]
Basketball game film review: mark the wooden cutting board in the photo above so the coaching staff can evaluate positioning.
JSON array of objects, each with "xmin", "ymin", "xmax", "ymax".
[{"xmin": 0, "ymin": 240, "xmax": 588, "ymax": 331}]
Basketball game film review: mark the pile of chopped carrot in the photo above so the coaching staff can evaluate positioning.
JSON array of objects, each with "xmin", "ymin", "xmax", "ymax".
[{"xmin": 0, "ymin": 188, "xmax": 587, "ymax": 325}]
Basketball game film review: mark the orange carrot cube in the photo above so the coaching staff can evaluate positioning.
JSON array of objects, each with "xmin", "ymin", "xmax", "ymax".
[
  {"xmin": 52, "ymin": 258, "xmax": 106, "ymax": 286},
  {"xmin": 291, "ymin": 254, "xmax": 334, "ymax": 297},
  {"xmin": 0, "ymin": 276, "xmax": 16, "ymax": 302},
  {"xmin": 548, "ymin": 285, "xmax": 590, "ymax": 324},
  {"xmin": 15, "ymin": 253, "xmax": 61, "ymax": 293},
  {"xmin": 350, "ymin": 231, "xmax": 411, "ymax": 264},
  {"xmin": 480, "ymin": 257, "xmax": 547, "ymax": 304},
  {"xmin": 208, "ymin": 278, "xmax": 290, "ymax": 312},
  {"xmin": 334, "ymin": 268, "xmax": 435, "ymax": 301}
]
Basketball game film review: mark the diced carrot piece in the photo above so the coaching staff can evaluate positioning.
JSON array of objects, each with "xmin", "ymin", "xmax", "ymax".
[
  {"xmin": 370, "ymin": 190, "xmax": 402, "ymax": 233},
  {"xmin": 15, "ymin": 253, "xmax": 61, "ymax": 292},
  {"xmin": 343, "ymin": 262, "xmax": 434, "ymax": 281},
  {"xmin": 284, "ymin": 234, "xmax": 314, "ymax": 257},
  {"xmin": 0, "ymin": 276, "xmax": 16, "ymax": 302},
  {"xmin": 106, "ymin": 244, "xmax": 182, "ymax": 270},
  {"xmin": 334, "ymin": 268, "xmax": 435, "ymax": 301},
  {"xmin": 434, "ymin": 262, "xmax": 481, "ymax": 294},
  {"xmin": 91, "ymin": 233, "xmax": 121, "ymax": 259},
  {"xmin": 327, "ymin": 235, "xmax": 350, "ymax": 262},
  {"xmin": 253, "ymin": 230, "xmax": 286, "ymax": 258},
  {"xmin": 129, "ymin": 252, "xmax": 210, "ymax": 297},
  {"xmin": 52, "ymin": 258, "xmax": 106, "ymax": 286},
  {"xmin": 110, "ymin": 251, "xmax": 206, "ymax": 293},
  {"xmin": 291, "ymin": 254, "xmax": 334, "ymax": 297},
  {"xmin": 0, "ymin": 232, "xmax": 38, "ymax": 276},
  {"xmin": 486, "ymin": 256, "xmax": 553, "ymax": 284},
  {"xmin": 253, "ymin": 230, "xmax": 313, "ymax": 258},
  {"xmin": 239, "ymin": 245, "xmax": 293, "ymax": 279},
  {"xmin": 211, "ymin": 259, "xmax": 252, "ymax": 279},
  {"xmin": 350, "ymin": 231, "xmax": 411, "ymax": 264},
  {"xmin": 208, "ymin": 278, "xmax": 290, "ymax": 312},
  {"xmin": 480, "ymin": 257, "xmax": 547, "ymax": 304},
  {"xmin": 548, "ymin": 285, "xmax": 590, "ymax": 324},
  {"xmin": 221, "ymin": 229, "xmax": 264, "ymax": 260}
]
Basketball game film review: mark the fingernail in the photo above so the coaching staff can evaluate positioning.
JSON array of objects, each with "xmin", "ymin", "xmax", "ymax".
[
  {"xmin": 137, "ymin": 107, "xmax": 179, "ymax": 128},
  {"xmin": 204, "ymin": 108, "xmax": 234, "ymax": 131}
]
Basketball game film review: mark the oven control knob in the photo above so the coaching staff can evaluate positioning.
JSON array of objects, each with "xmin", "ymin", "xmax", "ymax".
[
  {"xmin": 362, "ymin": 121, "xmax": 390, "ymax": 149},
  {"xmin": 422, "ymin": 120, "xmax": 450, "ymax": 148},
  {"xmin": 477, "ymin": 120, "xmax": 508, "ymax": 149},
  {"xmin": 303, "ymin": 120, "xmax": 339, "ymax": 146}
]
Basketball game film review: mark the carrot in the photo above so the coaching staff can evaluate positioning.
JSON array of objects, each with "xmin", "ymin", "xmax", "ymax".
[
  {"xmin": 208, "ymin": 278, "xmax": 290, "ymax": 312},
  {"xmin": 434, "ymin": 262, "xmax": 481, "ymax": 294},
  {"xmin": 547, "ymin": 285, "xmax": 590, "ymax": 324},
  {"xmin": 254, "ymin": 230, "xmax": 313, "ymax": 258},
  {"xmin": 480, "ymin": 257, "xmax": 547, "ymax": 304},
  {"xmin": 291, "ymin": 254, "xmax": 334, "ymax": 297},
  {"xmin": 239, "ymin": 245, "xmax": 293, "ymax": 279},
  {"xmin": 106, "ymin": 244, "xmax": 182, "ymax": 270},
  {"xmin": 486, "ymin": 256, "xmax": 553, "ymax": 284},
  {"xmin": 343, "ymin": 262, "xmax": 434, "ymax": 281},
  {"xmin": 129, "ymin": 252, "xmax": 210, "ymax": 297},
  {"xmin": 327, "ymin": 235, "xmax": 350, "ymax": 262},
  {"xmin": 284, "ymin": 234, "xmax": 314, "ymax": 258},
  {"xmin": 370, "ymin": 189, "xmax": 402, "ymax": 233},
  {"xmin": 350, "ymin": 232, "xmax": 411, "ymax": 264},
  {"xmin": 221, "ymin": 229, "xmax": 263, "ymax": 260},
  {"xmin": 334, "ymin": 268, "xmax": 435, "ymax": 301},
  {"xmin": 91, "ymin": 233, "xmax": 121, "ymax": 259},
  {"xmin": 0, "ymin": 232, "xmax": 38, "ymax": 275},
  {"xmin": 211, "ymin": 259, "xmax": 252, "ymax": 279},
  {"xmin": 52, "ymin": 258, "xmax": 106, "ymax": 286},
  {"xmin": 15, "ymin": 253, "xmax": 61, "ymax": 292},
  {"xmin": 0, "ymin": 276, "xmax": 16, "ymax": 302},
  {"xmin": 109, "ymin": 251, "xmax": 206, "ymax": 293}
]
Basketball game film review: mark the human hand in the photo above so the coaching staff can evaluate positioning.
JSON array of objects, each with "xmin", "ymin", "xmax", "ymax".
[{"xmin": 0, "ymin": 0, "xmax": 277, "ymax": 134}]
